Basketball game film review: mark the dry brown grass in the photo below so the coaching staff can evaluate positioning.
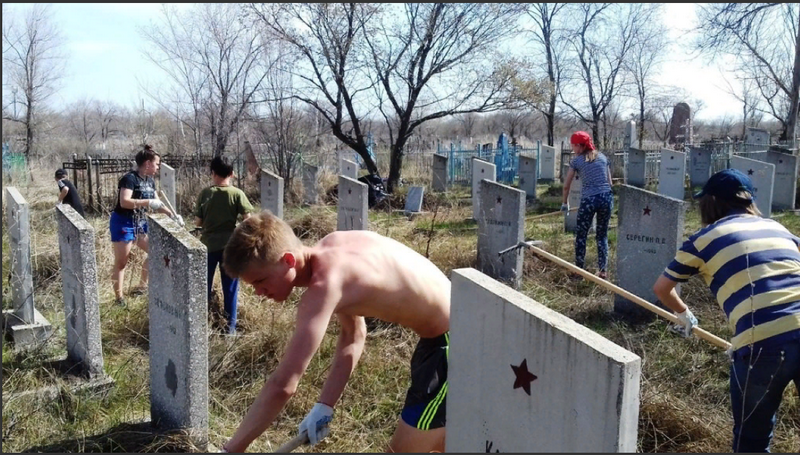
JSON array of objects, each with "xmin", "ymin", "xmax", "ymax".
[{"xmin": 2, "ymin": 164, "xmax": 799, "ymax": 453}]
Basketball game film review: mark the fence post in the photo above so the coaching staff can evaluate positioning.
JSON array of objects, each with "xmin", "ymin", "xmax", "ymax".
[
  {"xmin": 85, "ymin": 154, "xmax": 95, "ymax": 213},
  {"xmin": 95, "ymin": 156, "xmax": 103, "ymax": 213},
  {"xmin": 72, "ymin": 153, "xmax": 78, "ymax": 185}
]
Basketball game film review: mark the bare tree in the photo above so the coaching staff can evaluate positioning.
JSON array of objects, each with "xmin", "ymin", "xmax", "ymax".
[
  {"xmin": 560, "ymin": 3, "xmax": 646, "ymax": 148},
  {"xmin": 141, "ymin": 4, "xmax": 272, "ymax": 157},
  {"xmin": 2, "ymin": 4, "xmax": 66, "ymax": 157},
  {"xmin": 458, "ymin": 113, "xmax": 478, "ymax": 141},
  {"xmin": 697, "ymin": 3, "xmax": 800, "ymax": 141},
  {"xmin": 721, "ymin": 73, "xmax": 764, "ymax": 139},
  {"xmin": 523, "ymin": 3, "xmax": 570, "ymax": 146},
  {"xmin": 66, "ymin": 98, "xmax": 98, "ymax": 148}
]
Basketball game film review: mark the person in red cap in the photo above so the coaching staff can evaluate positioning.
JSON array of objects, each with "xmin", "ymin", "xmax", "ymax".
[
  {"xmin": 562, "ymin": 131, "xmax": 614, "ymax": 279},
  {"xmin": 653, "ymin": 168, "xmax": 800, "ymax": 452}
]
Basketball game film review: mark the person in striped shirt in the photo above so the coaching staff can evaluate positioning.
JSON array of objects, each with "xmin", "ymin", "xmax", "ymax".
[
  {"xmin": 562, "ymin": 131, "xmax": 614, "ymax": 279},
  {"xmin": 653, "ymin": 168, "xmax": 800, "ymax": 453}
]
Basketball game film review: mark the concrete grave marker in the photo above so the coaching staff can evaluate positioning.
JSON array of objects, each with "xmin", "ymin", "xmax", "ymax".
[
  {"xmin": 625, "ymin": 148, "xmax": 647, "ymax": 188},
  {"xmin": 432, "ymin": 154, "xmax": 448, "ymax": 192},
  {"xmin": 260, "ymin": 169, "xmax": 284, "ymax": 219},
  {"xmin": 448, "ymin": 268, "xmax": 641, "ymax": 453},
  {"xmin": 657, "ymin": 148, "xmax": 686, "ymax": 200},
  {"xmin": 615, "ymin": 185, "xmax": 685, "ymax": 316},
  {"xmin": 518, "ymin": 153, "xmax": 538, "ymax": 199},
  {"xmin": 539, "ymin": 144, "xmax": 557, "ymax": 181},
  {"xmin": 404, "ymin": 186, "xmax": 424, "ymax": 216},
  {"xmin": 302, "ymin": 163, "xmax": 320, "ymax": 205},
  {"xmin": 147, "ymin": 214, "xmax": 208, "ymax": 447},
  {"xmin": 337, "ymin": 176, "xmax": 368, "ymax": 231},
  {"xmin": 762, "ymin": 150, "xmax": 798, "ymax": 210},
  {"xmin": 340, "ymin": 157, "xmax": 358, "ymax": 179},
  {"xmin": 159, "ymin": 163, "xmax": 177, "ymax": 213},
  {"xmin": 745, "ymin": 127, "xmax": 770, "ymax": 152},
  {"xmin": 624, "ymin": 120, "xmax": 637, "ymax": 150},
  {"xmin": 472, "ymin": 158, "xmax": 497, "ymax": 220},
  {"xmin": 56, "ymin": 205, "xmax": 105, "ymax": 377},
  {"xmin": 477, "ymin": 181, "xmax": 525, "ymax": 289},
  {"xmin": 565, "ymin": 174, "xmax": 595, "ymax": 234},
  {"xmin": 729, "ymin": 156, "xmax": 774, "ymax": 218},
  {"xmin": 2, "ymin": 187, "xmax": 53, "ymax": 351},
  {"xmin": 688, "ymin": 147, "xmax": 712, "ymax": 188}
]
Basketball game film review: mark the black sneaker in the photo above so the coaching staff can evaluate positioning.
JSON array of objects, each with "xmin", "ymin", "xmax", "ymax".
[{"xmin": 129, "ymin": 286, "xmax": 146, "ymax": 297}]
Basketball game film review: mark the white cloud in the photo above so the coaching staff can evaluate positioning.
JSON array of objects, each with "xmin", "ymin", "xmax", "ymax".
[{"xmin": 69, "ymin": 40, "xmax": 119, "ymax": 54}]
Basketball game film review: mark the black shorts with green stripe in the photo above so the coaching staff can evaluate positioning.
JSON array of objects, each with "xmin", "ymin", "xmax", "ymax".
[{"xmin": 400, "ymin": 331, "xmax": 449, "ymax": 430}]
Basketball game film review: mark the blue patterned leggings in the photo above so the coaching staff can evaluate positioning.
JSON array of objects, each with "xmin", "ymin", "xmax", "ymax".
[{"xmin": 575, "ymin": 191, "xmax": 613, "ymax": 271}]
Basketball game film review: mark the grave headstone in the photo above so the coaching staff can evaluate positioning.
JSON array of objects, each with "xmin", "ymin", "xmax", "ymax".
[
  {"xmin": 729, "ymin": 156, "xmax": 774, "ymax": 218},
  {"xmin": 472, "ymin": 158, "xmax": 497, "ymax": 220},
  {"xmin": 302, "ymin": 163, "xmax": 319, "ymax": 205},
  {"xmin": 56, "ymin": 205, "xmax": 105, "ymax": 377},
  {"xmin": 477, "ymin": 180, "xmax": 525, "ymax": 289},
  {"xmin": 745, "ymin": 127, "xmax": 770, "ymax": 152},
  {"xmin": 517, "ymin": 153, "xmax": 537, "ymax": 199},
  {"xmin": 668, "ymin": 102, "xmax": 691, "ymax": 145},
  {"xmin": 260, "ymin": 169, "xmax": 284, "ymax": 219},
  {"xmin": 565, "ymin": 174, "xmax": 595, "ymax": 234},
  {"xmin": 432, "ymin": 154, "xmax": 448, "ymax": 192},
  {"xmin": 147, "ymin": 214, "xmax": 208, "ymax": 447},
  {"xmin": 625, "ymin": 148, "xmax": 646, "ymax": 188},
  {"xmin": 615, "ymin": 185, "xmax": 685, "ymax": 316},
  {"xmin": 160, "ymin": 163, "xmax": 177, "ymax": 213},
  {"xmin": 763, "ymin": 150, "xmax": 798, "ymax": 210},
  {"xmin": 337, "ymin": 176, "xmax": 368, "ymax": 231},
  {"xmin": 657, "ymin": 148, "xmax": 686, "ymax": 200},
  {"xmin": 2, "ymin": 187, "xmax": 52, "ymax": 351},
  {"xmin": 448, "ymin": 268, "xmax": 641, "ymax": 453},
  {"xmin": 404, "ymin": 186, "xmax": 424, "ymax": 216},
  {"xmin": 539, "ymin": 144, "xmax": 557, "ymax": 181},
  {"xmin": 688, "ymin": 147, "xmax": 712, "ymax": 188},
  {"xmin": 340, "ymin": 157, "xmax": 358, "ymax": 180},
  {"xmin": 624, "ymin": 120, "xmax": 637, "ymax": 150}
]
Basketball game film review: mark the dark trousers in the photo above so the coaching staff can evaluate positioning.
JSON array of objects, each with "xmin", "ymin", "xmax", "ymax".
[
  {"xmin": 575, "ymin": 191, "xmax": 613, "ymax": 271},
  {"xmin": 207, "ymin": 249, "xmax": 239, "ymax": 333}
]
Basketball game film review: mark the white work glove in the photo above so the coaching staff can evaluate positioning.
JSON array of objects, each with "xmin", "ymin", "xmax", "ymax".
[
  {"xmin": 560, "ymin": 203, "xmax": 569, "ymax": 212},
  {"xmin": 173, "ymin": 214, "xmax": 185, "ymax": 227},
  {"xmin": 672, "ymin": 308, "xmax": 698, "ymax": 338},
  {"xmin": 148, "ymin": 199, "xmax": 165, "ymax": 210},
  {"xmin": 298, "ymin": 402, "xmax": 334, "ymax": 446}
]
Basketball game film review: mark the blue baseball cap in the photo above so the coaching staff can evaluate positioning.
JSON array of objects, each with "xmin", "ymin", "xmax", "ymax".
[{"xmin": 693, "ymin": 168, "xmax": 755, "ymax": 201}]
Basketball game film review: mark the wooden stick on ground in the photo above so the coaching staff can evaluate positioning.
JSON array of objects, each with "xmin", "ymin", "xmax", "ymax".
[
  {"xmin": 500, "ymin": 240, "xmax": 732, "ymax": 350},
  {"xmin": 525, "ymin": 207, "xmax": 577, "ymax": 221},
  {"xmin": 274, "ymin": 433, "xmax": 308, "ymax": 453}
]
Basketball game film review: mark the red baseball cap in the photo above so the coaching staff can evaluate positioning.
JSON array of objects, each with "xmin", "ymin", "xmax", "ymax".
[{"xmin": 570, "ymin": 131, "xmax": 596, "ymax": 151}]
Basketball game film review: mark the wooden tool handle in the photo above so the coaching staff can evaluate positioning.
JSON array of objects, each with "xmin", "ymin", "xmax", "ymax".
[
  {"xmin": 274, "ymin": 433, "xmax": 308, "ymax": 453},
  {"xmin": 527, "ymin": 244, "xmax": 732, "ymax": 350},
  {"xmin": 526, "ymin": 207, "xmax": 578, "ymax": 221},
  {"xmin": 157, "ymin": 189, "xmax": 176, "ymax": 215}
]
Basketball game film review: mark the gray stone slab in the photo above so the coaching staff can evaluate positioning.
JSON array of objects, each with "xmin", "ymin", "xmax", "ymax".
[
  {"xmin": 432, "ymin": 154, "xmax": 448, "ymax": 192},
  {"xmin": 689, "ymin": 147, "xmax": 712, "ymax": 188},
  {"xmin": 337, "ymin": 176, "xmax": 368, "ymax": 231},
  {"xmin": 625, "ymin": 148, "xmax": 646, "ymax": 188},
  {"xmin": 624, "ymin": 120, "xmax": 637, "ymax": 150},
  {"xmin": 477, "ymin": 181, "xmax": 525, "ymax": 289},
  {"xmin": 745, "ymin": 127, "xmax": 770, "ymax": 149},
  {"xmin": 518, "ymin": 154, "xmax": 537, "ymax": 199},
  {"xmin": 404, "ymin": 186, "xmax": 424, "ymax": 215},
  {"xmin": 657, "ymin": 148, "xmax": 686, "ymax": 200},
  {"xmin": 147, "ymin": 214, "xmax": 208, "ymax": 446},
  {"xmin": 729, "ymin": 156, "xmax": 775, "ymax": 218},
  {"xmin": 539, "ymin": 144, "xmax": 557, "ymax": 181},
  {"xmin": 160, "ymin": 163, "xmax": 177, "ymax": 213},
  {"xmin": 5, "ymin": 187, "xmax": 35, "ymax": 324},
  {"xmin": 340, "ymin": 157, "xmax": 358, "ymax": 180},
  {"xmin": 472, "ymin": 158, "xmax": 496, "ymax": 220},
  {"xmin": 448, "ymin": 268, "xmax": 641, "ymax": 453},
  {"xmin": 2, "ymin": 308, "xmax": 54, "ymax": 353},
  {"xmin": 565, "ymin": 174, "xmax": 595, "ymax": 234},
  {"xmin": 302, "ymin": 163, "xmax": 319, "ymax": 205},
  {"xmin": 615, "ymin": 185, "xmax": 685, "ymax": 316},
  {"xmin": 763, "ymin": 151, "xmax": 798, "ymax": 210},
  {"xmin": 260, "ymin": 169, "xmax": 284, "ymax": 219},
  {"xmin": 56, "ymin": 205, "xmax": 105, "ymax": 377}
]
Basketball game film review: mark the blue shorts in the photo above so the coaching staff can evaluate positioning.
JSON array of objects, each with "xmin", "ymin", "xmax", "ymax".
[{"xmin": 109, "ymin": 211, "xmax": 148, "ymax": 243}]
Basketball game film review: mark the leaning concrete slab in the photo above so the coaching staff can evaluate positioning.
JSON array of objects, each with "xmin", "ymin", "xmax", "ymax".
[
  {"xmin": 160, "ymin": 163, "xmax": 177, "ymax": 213},
  {"xmin": 477, "ymin": 180, "xmax": 525, "ymax": 289},
  {"xmin": 448, "ymin": 268, "xmax": 641, "ymax": 453},
  {"xmin": 517, "ymin": 153, "xmax": 538, "ymax": 199},
  {"xmin": 432, "ymin": 154, "xmax": 448, "ymax": 192},
  {"xmin": 260, "ymin": 169, "xmax": 284, "ymax": 219},
  {"xmin": 337, "ymin": 176, "xmax": 368, "ymax": 231}
]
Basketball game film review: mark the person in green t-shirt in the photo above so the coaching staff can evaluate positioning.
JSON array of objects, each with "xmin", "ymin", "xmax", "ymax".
[{"xmin": 194, "ymin": 155, "xmax": 255, "ymax": 335}]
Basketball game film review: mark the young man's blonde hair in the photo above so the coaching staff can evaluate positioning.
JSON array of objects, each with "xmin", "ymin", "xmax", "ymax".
[{"xmin": 222, "ymin": 210, "xmax": 304, "ymax": 279}]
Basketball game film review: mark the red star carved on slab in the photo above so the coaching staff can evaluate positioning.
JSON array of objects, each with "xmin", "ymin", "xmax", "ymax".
[
  {"xmin": 164, "ymin": 255, "xmax": 170, "ymax": 268},
  {"xmin": 643, "ymin": 206, "xmax": 652, "ymax": 216},
  {"xmin": 510, "ymin": 359, "xmax": 537, "ymax": 396}
]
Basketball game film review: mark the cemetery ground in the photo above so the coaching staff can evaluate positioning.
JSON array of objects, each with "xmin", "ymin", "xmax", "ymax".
[{"xmin": 2, "ymin": 171, "xmax": 799, "ymax": 453}]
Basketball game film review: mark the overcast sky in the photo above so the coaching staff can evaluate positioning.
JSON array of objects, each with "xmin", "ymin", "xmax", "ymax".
[{"xmin": 5, "ymin": 3, "xmax": 744, "ymax": 122}]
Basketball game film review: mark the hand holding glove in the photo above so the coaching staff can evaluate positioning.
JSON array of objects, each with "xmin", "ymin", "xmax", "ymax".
[
  {"xmin": 298, "ymin": 403, "xmax": 334, "ymax": 446},
  {"xmin": 672, "ymin": 308, "xmax": 698, "ymax": 338},
  {"xmin": 148, "ymin": 199, "xmax": 165, "ymax": 210},
  {"xmin": 560, "ymin": 203, "xmax": 569, "ymax": 213}
]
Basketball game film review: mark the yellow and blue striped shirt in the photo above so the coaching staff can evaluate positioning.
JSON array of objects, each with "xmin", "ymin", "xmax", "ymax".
[{"xmin": 663, "ymin": 213, "xmax": 800, "ymax": 353}]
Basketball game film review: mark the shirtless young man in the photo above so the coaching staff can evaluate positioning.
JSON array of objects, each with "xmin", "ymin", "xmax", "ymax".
[{"xmin": 219, "ymin": 210, "xmax": 451, "ymax": 453}]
